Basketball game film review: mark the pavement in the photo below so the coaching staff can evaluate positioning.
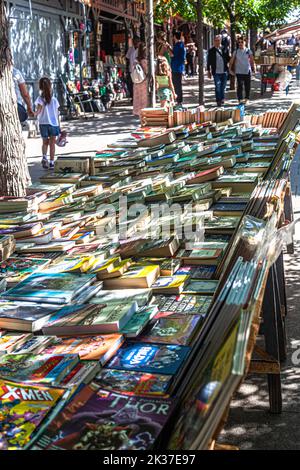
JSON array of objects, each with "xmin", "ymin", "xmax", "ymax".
[{"xmin": 24, "ymin": 72, "xmax": 300, "ymax": 450}]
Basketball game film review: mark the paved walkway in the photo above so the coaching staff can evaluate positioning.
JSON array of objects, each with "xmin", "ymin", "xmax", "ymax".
[{"xmin": 24, "ymin": 73, "xmax": 300, "ymax": 450}]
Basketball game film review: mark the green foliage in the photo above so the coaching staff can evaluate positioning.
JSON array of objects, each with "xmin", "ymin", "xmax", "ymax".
[{"xmin": 155, "ymin": 0, "xmax": 297, "ymax": 31}]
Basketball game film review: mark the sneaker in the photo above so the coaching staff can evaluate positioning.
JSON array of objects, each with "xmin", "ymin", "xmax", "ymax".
[
  {"xmin": 49, "ymin": 161, "xmax": 55, "ymax": 170},
  {"xmin": 41, "ymin": 156, "xmax": 49, "ymax": 169}
]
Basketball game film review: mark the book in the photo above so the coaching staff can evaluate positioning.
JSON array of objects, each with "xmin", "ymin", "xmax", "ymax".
[
  {"xmin": 0, "ymin": 378, "xmax": 66, "ymax": 450},
  {"xmin": 0, "ymin": 333, "xmax": 33, "ymax": 355},
  {"xmin": 0, "ymin": 257, "xmax": 52, "ymax": 286},
  {"xmin": 35, "ymin": 387, "xmax": 176, "ymax": 450},
  {"xmin": 137, "ymin": 236, "xmax": 180, "ymax": 258},
  {"xmin": 151, "ymin": 275, "xmax": 189, "ymax": 295},
  {"xmin": 0, "ymin": 353, "xmax": 79, "ymax": 385},
  {"xmin": 135, "ymin": 257, "xmax": 181, "ymax": 276},
  {"xmin": 154, "ymin": 294, "xmax": 212, "ymax": 316},
  {"xmin": 92, "ymin": 369, "xmax": 171, "ymax": 397},
  {"xmin": 8, "ymin": 335, "xmax": 53, "ymax": 355},
  {"xmin": 103, "ymin": 265, "xmax": 160, "ymax": 289},
  {"xmin": 182, "ymin": 279, "xmax": 219, "ymax": 295},
  {"xmin": 176, "ymin": 248, "xmax": 223, "ymax": 266},
  {"xmin": 2, "ymin": 272, "xmax": 96, "ymax": 305},
  {"xmin": 90, "ymin": 288, "xmax": 152, "ymax": 307},
  {"xmin": 41, "ymin": 334, "xmax": 124, "ymax": 364},
  {"xmin": 0, "ymin": 222, "xmax": 43, "ymax": 239},
  {"xmin": 186, "ymin": 166, "xmax": 224, "ymax": 184},
  {"xmin": 121, "ymin": 305, "xmax": 158, "ymax": 337},
  {"xmin": 95, "ymin": 258, "xmax": 132, "ymax": 280},
  {"xmin": 140, "ymin": 315, "xmax": 202, "ymax": 346},
  {"xmin": 210, "ymin": 202, "xmax": 247, "ymax": 217},
  {"xmin": 106, "ymin": 342, "xmax": 190, "ymax": 375},
  {"xmin": 176, "ymin": 265, "xmax": 216, "ymax": 279},
  {"xmin": 42, "ymin": 302, "xmax": 137, "ymax": 335},
  {"xmin": 60, "ymin": 361, "xmax": 100, "ymax": 389}
]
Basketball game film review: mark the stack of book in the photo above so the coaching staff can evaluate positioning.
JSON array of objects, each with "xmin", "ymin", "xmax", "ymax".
[{"xmin": 0, "ymin": 101, "xmax": 298, "ymax": 451}]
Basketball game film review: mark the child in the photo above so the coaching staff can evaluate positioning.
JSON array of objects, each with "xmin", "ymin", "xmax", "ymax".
[
  {"xmin": 35, "ymin": 77, "xmax": 60, "ymax": 169},
  {"xmin": 155, "ymin": 56, "xmax": 176, "ymax": 108}
]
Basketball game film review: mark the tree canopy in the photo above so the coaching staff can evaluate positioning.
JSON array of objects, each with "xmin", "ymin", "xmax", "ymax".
[{"xmin": 154, "ymin": 0, "xmax": 298, "ymax": 32}]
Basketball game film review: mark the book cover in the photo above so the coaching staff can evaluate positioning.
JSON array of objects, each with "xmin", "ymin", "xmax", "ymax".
[
  {"xmin": 0, "ymin": 353, "xmax": 79, "ymax": 385},
  {"xmin": 60, "ymin": 361, "xmax": 100, "ymax": 388},
  {"xmin": 106, "ymin": 342, "xmax": 190, "ymax": 375},
  {"xmin": 0, "ymin": 333, "xmax": 33, "ymax": 354},
  {"xmin": 41, "ymin": 334, "xmax": 124, "ymax": 363},
  {"xmin": 140, "ymin": 315, "xmax": 202, "ymax": 346},
  {"xmin": 176, "ymin": 265, "xmax": 216, "ymax": 279},
  {"xmin": 38, "ymin": 386, "xmax": 175, "ymax": 450},
  {"xmin": 91, "ymin": 288, "xmax": 152, "ymax": 307},
  {"xmin": 0, "ymin": 257, "xmax": 51, "ymax": 285},
  {"xmin": 121, "ymin": 305, "xmax": 158, "ymax": 337},
  {"xmin": 154, "ymin": 294, "xmax": 212, "ymax": 316},
  {"xmin": 92, "ymin": 369, "xmax": 171, "ymax": 396},
  {"xmin": 0, "ymin": 379, "xmax": 65, "ymax": 450},
  {"xmin": 3, "ymin": 273, "xmax": 95, "ymax": 304},
  {"xmin": 151, "ymin": 275, "xmax": 189, "ymax": 294},
  {"xmin": 183, "ymin": 279, "xmax": 219, "ymax": 295}
]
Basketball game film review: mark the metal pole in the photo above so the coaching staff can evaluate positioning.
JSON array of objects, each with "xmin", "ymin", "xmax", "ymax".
[{"xmin": 145, "ymin": 0, "xmax": 155, "ymax": 107}]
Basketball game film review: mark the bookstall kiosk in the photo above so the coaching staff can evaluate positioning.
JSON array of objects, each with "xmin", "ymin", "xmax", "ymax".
[{"xmin": 0, "ymin": 102, "xmax": 299, "ymax": 451}]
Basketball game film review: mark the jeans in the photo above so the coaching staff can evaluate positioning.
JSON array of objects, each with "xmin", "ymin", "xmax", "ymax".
[
  {"xmin": 213, "ymin": 73, "xmax": 227, "ymax": 104},
  {"xmin": 172, "ymin": 71, "xmax": 183, "ymax": 104},
  {"xmin": 236, "ymin": 73, "xmax": 251, "ymax": 100}
]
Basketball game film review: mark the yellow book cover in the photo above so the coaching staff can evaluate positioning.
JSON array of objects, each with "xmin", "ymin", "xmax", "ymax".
[{"xmin": 151, "ymin": 275, "xmax": 189, "ymax": 290}]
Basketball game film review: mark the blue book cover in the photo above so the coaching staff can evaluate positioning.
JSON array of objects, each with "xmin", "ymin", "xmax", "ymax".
[
  {"xmin": 2, "ymin": 273, "xmax": 95, "ymax": 304},
  {"xmin": 105, "ymin": 342, "xmax": 190, "ymax": 375}
]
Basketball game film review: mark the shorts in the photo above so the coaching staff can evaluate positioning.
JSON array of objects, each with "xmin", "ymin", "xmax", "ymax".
[
  {"xmin": 158, "ymin": 87, "xmax": 173, "ymax": 101},
  {"xmin": 39, "ymin": 124, "xmax": 60, "ymax": 139}
]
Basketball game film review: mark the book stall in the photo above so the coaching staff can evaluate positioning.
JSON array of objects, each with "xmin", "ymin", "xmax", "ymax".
[
  {"xmin": 0, "ymin": 101, "xmax": 299, "ymax": 451},
  {"xmin": 255, "ymin": 29, "xmax": 300, "ymax": 95}
]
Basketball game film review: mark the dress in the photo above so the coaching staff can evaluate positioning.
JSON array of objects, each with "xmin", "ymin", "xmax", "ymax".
[{"xmin": 133, "ymin": 59, "xmax": 148, "ymax": 117}]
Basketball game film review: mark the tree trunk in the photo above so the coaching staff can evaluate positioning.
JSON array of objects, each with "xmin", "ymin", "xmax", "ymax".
[
  {"xmin": 250, "ymin": 27, "xmax": 258, "ymax": 52},
  {"xmin": 229, "ymin": 8, "xmax": 236, "ymax": 91},
  {"xmin": 197, "ymin": 0, "xmax": 204, "ymax": 105},
  {"xmin": 145, "ymin": 0, "xmax": 156, "ymax": 108},
  {"xmin": 0, "ymin": 3, "xmax": 28, "ymax": 196}
]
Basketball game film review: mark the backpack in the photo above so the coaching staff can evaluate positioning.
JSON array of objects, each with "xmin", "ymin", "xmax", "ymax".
[{"xmin": 131, "ymin": 62, "xmax": 146, "ymax": 84}]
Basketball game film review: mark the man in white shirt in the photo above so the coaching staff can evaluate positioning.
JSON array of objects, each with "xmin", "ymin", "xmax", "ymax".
[
  {"xmin": 229, "ymin": 37, "xmax": 255, "ymax": 104},
  {"xmin": 13, "ymin": 68, "xmax": 34, "ymax": 121}
]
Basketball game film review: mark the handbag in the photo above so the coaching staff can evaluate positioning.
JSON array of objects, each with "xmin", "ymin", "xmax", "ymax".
[
  {"xmin": 17, "ymin": 103, "xmax": 28, "ymax": 123},
  {"xmin": 131, "ymin": 62, "xmax": 146, "ymax": 84}
]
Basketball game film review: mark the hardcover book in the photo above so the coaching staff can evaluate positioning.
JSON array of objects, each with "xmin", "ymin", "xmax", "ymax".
[
  {"xmin": 182, "ymin": 279, "xmax": 219, "ymax": 295},
  {"xmin": 106, "ymin": 342, "xmax": 190, "ymax": 375}
]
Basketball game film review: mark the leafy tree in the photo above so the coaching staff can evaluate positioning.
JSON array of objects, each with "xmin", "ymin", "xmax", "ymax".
[{"xmin": 0, "ymin": 2, "xmax": 28, "ymax": 196}]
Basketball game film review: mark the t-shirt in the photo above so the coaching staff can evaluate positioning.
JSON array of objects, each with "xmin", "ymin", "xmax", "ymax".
[
  {"xmin": 234, "ymin": 48, "xmax": 253, "ymax": 75},
  {"xmin": 171, "ymin": 42, "xmax": 186, "ymax": 73},
  {"xmin": 35, "ymin": 96, "xmax": 60, "ymax": 126},
  {"xmin": 13, "ymin": 68, "xmax": 25, "ymax": 104},
  {"xmin": 126, "ymin": 47, "xmax": 138, "ymax": 73},
  {"xmin": 215, "ymin": 48, "xmax": 225, "ymax": 74}
]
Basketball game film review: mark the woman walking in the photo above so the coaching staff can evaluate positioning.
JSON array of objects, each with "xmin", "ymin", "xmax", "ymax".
[{"xmin": 133, "ymin": 43, "xmax": 148, "ymax": 118}]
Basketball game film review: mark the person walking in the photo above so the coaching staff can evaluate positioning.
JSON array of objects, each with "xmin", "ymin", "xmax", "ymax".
[
  {"xmin": 132, "ymin": 43, "xmax": 148, "ymax": 118},
  {"xmin": 207, "ymin": 35, "xmax": 230, "ymax": 106},
  {"xmin": 229, "ymin": 37, "xmax": 256, "ymax": 104},
  {"xmin": 126, "ymin": 35, "xmax": 141, "ymax": 101},
  {"xmin": 171, "ymin": 31, "xmax": 186, "ymax": 106},
  {"xmin": 34, "ymin": 77, "xmax": 60, "ymax": 169},
  {"xmin": 156, "ymin": 31, "xmax": 173, "ymax": 64},
  {"xmin": 186, "ymin": 43, "xmax": 196, "ymax": 77},
  {"xmin": 13, "ymin": 68, "xmax": 34, "ymax": 123},
  {"xmin": 155, "ymin": 56, "xmax": 176, "ymax": 108}
]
